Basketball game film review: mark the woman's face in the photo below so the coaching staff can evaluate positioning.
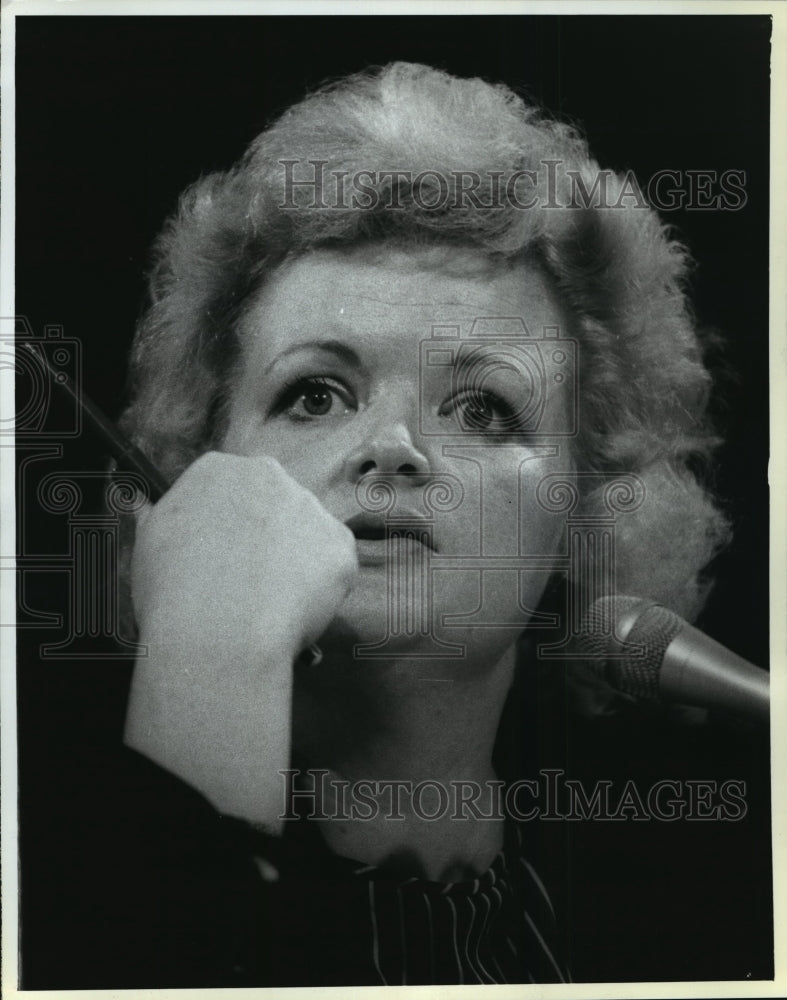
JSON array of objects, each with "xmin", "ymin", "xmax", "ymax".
[{"xmin": 223, "ymin": 244, "xmax": 575, "ymax": 666}]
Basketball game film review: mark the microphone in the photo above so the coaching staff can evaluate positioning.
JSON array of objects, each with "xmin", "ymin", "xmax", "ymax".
[{"xmin": 577, "ymin": 596, "xmax": 769, "ymax": 725}]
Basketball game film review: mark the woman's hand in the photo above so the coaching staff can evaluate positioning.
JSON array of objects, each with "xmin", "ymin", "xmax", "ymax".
[{"xmin": 123, "ymin": 452, "xmax": 358, "ymax": 831}]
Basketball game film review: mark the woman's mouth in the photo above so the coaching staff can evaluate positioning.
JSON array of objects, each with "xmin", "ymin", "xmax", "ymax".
[{"xmin": 346, "ymin": 514, "xmax": 435, "ymax": 567}]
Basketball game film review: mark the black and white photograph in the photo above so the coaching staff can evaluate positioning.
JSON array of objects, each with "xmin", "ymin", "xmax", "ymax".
[{"xmin": 2, "ymin": 2, "xmax": 782, "ymax": 994}]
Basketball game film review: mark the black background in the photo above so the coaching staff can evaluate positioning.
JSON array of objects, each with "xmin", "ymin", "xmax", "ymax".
[{"xmin": 15, "ymin": 13, "xmax": 772, "ymax": 985}]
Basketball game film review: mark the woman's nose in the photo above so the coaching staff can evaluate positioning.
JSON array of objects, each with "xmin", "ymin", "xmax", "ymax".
[{"xmin": 344, "ymin": 420, "xmax": 431, "ymax": 483}]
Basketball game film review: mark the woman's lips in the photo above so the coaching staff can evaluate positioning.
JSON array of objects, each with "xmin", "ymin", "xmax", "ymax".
[
  {"xmin": 353, "ymin": 534, "xmax": 433, "ymax": 566},
  {"xmin": 345, "ymin": 513, "xmax": 435, "ymax": 566}
]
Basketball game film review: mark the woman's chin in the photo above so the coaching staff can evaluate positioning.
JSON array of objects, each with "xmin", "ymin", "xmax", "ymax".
[
  {"xmin": 315, "ymin": 586, "xmax": 517, "ymax": 669},
  {"xmin": 318, "ymin": 587, "xmax": 452, "ymax": 661}
]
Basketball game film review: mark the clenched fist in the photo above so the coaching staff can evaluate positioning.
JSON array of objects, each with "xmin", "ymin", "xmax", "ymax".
[{"xmin": 124, "ymin": 452, "xmax": 358, "ymax": 831}]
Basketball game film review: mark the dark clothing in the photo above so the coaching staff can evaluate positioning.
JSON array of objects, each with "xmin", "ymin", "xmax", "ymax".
[{"xmin": 22, "ymin": 745, "xmax": 567, "ymax": 988}]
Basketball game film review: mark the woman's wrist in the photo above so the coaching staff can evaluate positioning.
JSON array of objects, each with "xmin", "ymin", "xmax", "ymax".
[{"xmin": 124, "ymin": 628, "xmax": 297, "ymax": 832}]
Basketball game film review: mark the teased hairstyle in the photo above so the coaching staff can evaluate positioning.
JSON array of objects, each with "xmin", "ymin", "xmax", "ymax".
[{"xmin": 120, "ymin": 62, "xmax": 730, "ymax": 662}]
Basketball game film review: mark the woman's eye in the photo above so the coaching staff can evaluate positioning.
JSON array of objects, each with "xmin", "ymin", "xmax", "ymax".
[
  {"xmin": 274, "ymin": 377, "xmax": 355, "ymax": 421},
  {"xmin": 441, "ymin": 391, "xmax": 518, "ymax": 433}
]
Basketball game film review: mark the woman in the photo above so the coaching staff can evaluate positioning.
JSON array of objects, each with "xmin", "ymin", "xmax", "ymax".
[{"xmin": 56, "ymin": 62, "xmax": 730, "ymax": 986}]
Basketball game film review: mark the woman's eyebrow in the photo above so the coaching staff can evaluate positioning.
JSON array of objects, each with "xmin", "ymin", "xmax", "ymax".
[{"xmin": 261, "ymin": 340, "xmax": 362, "ymax": 378}]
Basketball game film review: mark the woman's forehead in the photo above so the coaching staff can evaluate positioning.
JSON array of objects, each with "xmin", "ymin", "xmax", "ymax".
[{"xmin": 241, "ymin": 243, "xmax": 571, "ymax": 351}]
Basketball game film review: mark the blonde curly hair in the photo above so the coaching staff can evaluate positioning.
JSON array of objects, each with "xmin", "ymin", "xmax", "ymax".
[{"xmin": 119, "ymin": 62, "xmax": 730, "ymax": 652}]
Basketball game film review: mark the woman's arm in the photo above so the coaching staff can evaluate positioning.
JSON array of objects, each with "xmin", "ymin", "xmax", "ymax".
[{"xmin": 124, "ymin": 452, "xmax": 357, "ymax": 832}]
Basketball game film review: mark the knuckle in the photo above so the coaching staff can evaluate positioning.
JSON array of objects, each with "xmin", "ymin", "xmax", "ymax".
[
  {"xmin": 188, "ymin": 450, "xmax": 226, "ymax": 477},
  {"xmin": 251, "ymin": 454, "xmax": 283, "ymax": 474},
  {"xmin": 248, "ymin": 454, "xmax": 287, "ymax": 488}
]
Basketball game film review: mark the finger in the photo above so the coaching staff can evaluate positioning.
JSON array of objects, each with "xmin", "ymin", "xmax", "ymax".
[{"xmin": 135, "ymin": 497, "xmax": 154, "ymax": 529}]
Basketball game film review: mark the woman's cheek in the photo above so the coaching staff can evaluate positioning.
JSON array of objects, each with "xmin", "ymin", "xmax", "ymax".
[{"xmin": 470, "ymin": 452, "xmax": 571, "ymax": 558}]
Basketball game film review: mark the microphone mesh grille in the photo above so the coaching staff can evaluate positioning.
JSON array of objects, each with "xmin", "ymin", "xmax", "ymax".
[
  {"xmin": 619, "ymin": 604, "xmax": 682, "ymax": 698},
  {"xmin": 579, "ymin": 598, "xmax": 682, "ymax": 700},
  {"xmin": 578, "ymin": 596, "xmax": 641, "ymax": 664}
]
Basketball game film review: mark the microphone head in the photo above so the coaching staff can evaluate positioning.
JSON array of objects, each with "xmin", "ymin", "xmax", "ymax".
[{"xmin": 577, "ymin": 596, "xmax": 682, "ymax": 700}]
